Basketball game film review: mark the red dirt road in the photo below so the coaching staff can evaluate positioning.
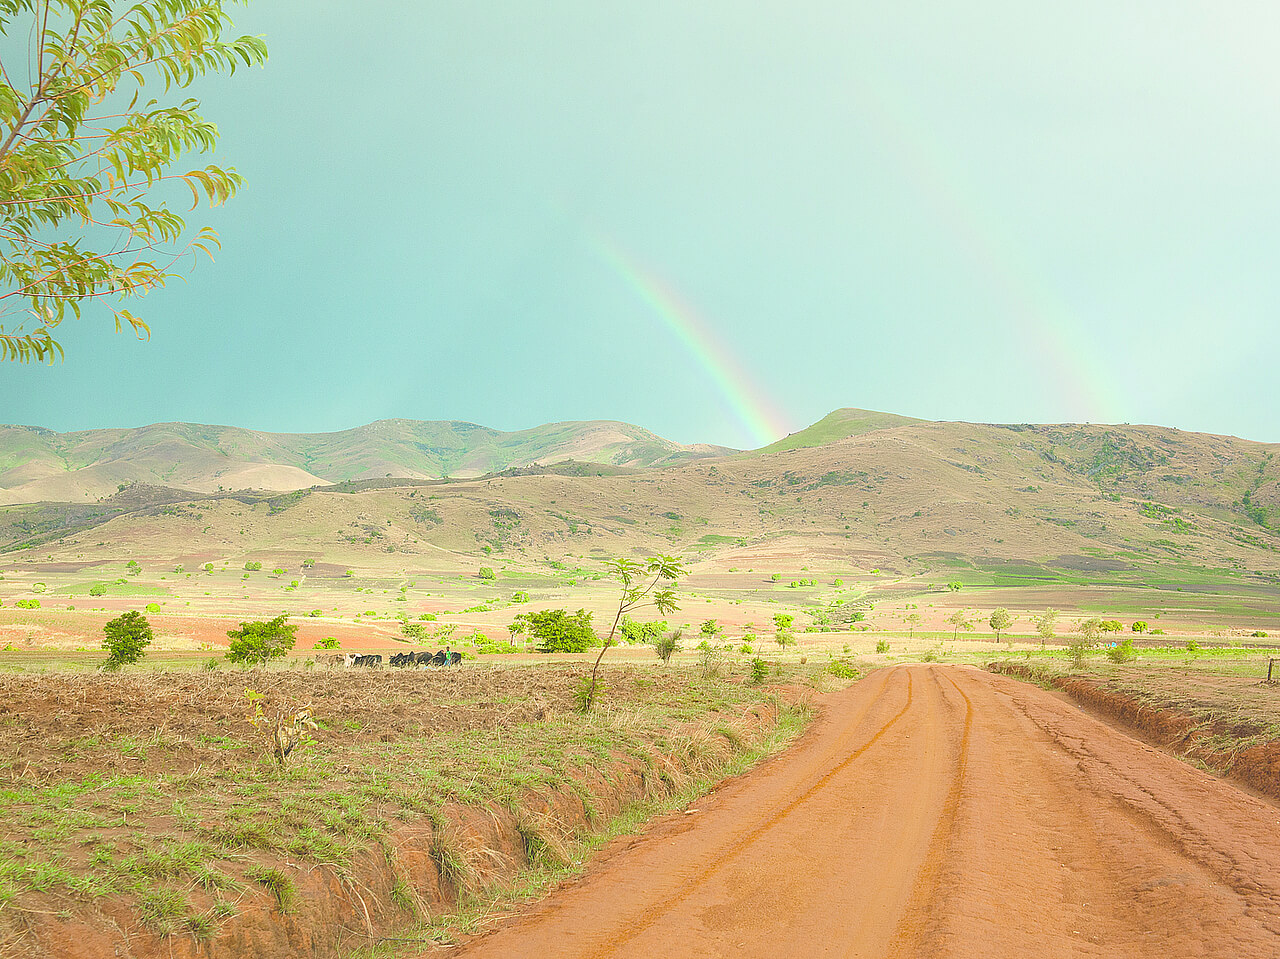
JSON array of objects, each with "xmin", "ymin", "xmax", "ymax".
[{"xmin": 445, "ymin": 665, "xmax": 1280, "ymax": 958}]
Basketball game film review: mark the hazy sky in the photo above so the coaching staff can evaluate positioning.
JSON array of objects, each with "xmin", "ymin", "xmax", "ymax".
[{"xmin": 4, "ymin": 1, "xmax": 1279, "ymax": 448}]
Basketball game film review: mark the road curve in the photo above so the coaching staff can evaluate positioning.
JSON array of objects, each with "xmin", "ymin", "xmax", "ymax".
[{"xmin": 444, "ymin": 666, "xmax": 1280, "ymax": 958}]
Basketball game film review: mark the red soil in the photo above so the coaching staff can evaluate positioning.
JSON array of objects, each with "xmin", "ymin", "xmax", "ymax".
[{"xmin": 440, "ymin": 665, "xmax": 1280, "ymax": 959}]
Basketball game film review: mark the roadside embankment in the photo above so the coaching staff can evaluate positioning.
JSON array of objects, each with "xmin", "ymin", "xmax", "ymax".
[
  {"xmin": 987, "ymin": 661, "xmax": 1280, "ymax": 803},
  {"xmin": 0, "ymin": 664, "xmax": 821, "ymax": 959}
]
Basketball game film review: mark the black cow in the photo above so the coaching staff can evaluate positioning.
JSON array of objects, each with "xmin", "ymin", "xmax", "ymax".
[
  {"xmin": 431, "ymin": 650, "xmax": 447, "ymax": 667},
  {"xmin": 448, "ymin": 651, "xmax": 462, "ymax": 666},
  {"xmin": 353, "ymin": 654, "xmax": 382, "ymax": 668},
  {"xmin": 414, "ymin": 650, "xmax": 434, "ymax": 666},
  {"xmin": 389, "ymin": 652, "xmax": 411, "ymax": 667}
]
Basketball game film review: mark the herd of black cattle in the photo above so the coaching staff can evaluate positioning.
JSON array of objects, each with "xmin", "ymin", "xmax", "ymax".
[{"xmin": 313, "ymin": 650, "xmax": 463, "ymax": 668}]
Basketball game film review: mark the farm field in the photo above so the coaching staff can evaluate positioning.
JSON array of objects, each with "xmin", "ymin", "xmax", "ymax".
[{"xmin": 0, "ymin": 660, "xmax": 821, "ymax": 958}]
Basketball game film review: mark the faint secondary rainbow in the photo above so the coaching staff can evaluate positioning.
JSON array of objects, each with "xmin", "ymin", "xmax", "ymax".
[
  {"xmin": 850, "ymin": 58, "xmax": 1125, "ymax": 424},
  {"xmin": 588, "ymin": 233, "xmax": 789, "ymax": 448}
]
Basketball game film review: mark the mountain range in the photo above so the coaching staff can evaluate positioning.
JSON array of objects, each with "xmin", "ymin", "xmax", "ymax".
[{"xmin": 1, "ymin": 410, "xmax": 1277, "ymax": 587}]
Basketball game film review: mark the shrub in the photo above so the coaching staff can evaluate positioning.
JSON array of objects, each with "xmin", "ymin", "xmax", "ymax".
[
  {"xmin": 244, "ymin": 561, "xmax": 261, "ymax": 571},
  {"xmin": 511, "ymin": 590, "xmax": 529, "ymax": 603},
  {"xmin": 313, "ymin": 638, "xmax": 339, "ymax": 650},
  {"xmin": 875, "ymin": 639, "xmax": 890, "ymax": 654},
  {"xmin": 203, "ymin": 563, "xmax": 214, "ymax": 573},
  {"xmin": 301, "ymin": 559, "xmax": 315, "ymax": 569},
  {"xmin": 145, "ymin": 602, "xmax": 161, "ymax": 613},
  {"xmin": 826, "ymin": 659, "xmax": 859, "ymax": 679},
  {"xmin": 88, "ymin": 583, "xmax": 107, "ymax": 597},
  {"xmin": 1105, "ymin": 638, "xmax": 1136, "ymax": 663},
  {"xmin": 748, "ymin": 657, "xmax": 769, "ymax": 684},
  {"xmin": 1067, "ymin": 638, "xmax": 1093, "ymax": 667},
  {"xmin": 272, "ymin": 567, "xmax": 286, "ymax": 577},
  {"xmin": 653, "ymin": 629, "xmax": 683, "ymax": 665},
  {"xmin": 1131, "ymin": 621, "xmax": 1148, "ymax": 633},
  {"xmin": 1251, "ymin": 630, "xmax": 1268, "ymax": 638},
  {"xmin": 14, "ymin": 598, "xmax": 39, "ymax": 609},
  {"xmin": 619, "ymin": 616, "xmax": 667, "ymax": 645},
  {"xmin": 102, "ymin": 610, "xmax": 153, "ymax": 669},
  {"xmin": 512, "ymin": 609, "xmax": 597, "ymax": 653},
  {"xmin": 31, "ymin": 582, "xmax": 46, "ymax": 593},
  {"xmin": 1185, "ymin": 639, "xmax": 1201, "ymax": 653},
  {"xmin": 478, "ymin": 566, "xmax": 496, "ymax": 581},
  {"xmin": 225, "ymin": 616, "xmax": 297, "ymax": 665}
]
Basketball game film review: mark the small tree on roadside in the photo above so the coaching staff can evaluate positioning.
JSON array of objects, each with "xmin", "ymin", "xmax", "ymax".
[
  {"xmin": 226, "ymin": 615, "xmax": 297, "ymax": 666},
  {"xmin": 989, "ymin": 608, "xmax": 1013, "ymax": 643},
  {"xmin": 700, "ymin": 619, "xmax": 721, "ymax": 641},
  {"xmin": 946, "ymin": 610, "xmax": 971, "ymax": 641},
  {"xmin": 583, "ymin": 555, "xmax": 685, "ymax": 712},
  {"xmin": 102, "ymin": 610, "xmax": 152, "ymax": 669},
  {"xmin": 906, "ymin": 612, "xmax": 922, "ymax": 638}
]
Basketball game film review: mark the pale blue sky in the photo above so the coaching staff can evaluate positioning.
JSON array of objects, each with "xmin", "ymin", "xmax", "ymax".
[{"xmin": 3, "ymin": 1, "xmax": 1279, "ymax": 448}]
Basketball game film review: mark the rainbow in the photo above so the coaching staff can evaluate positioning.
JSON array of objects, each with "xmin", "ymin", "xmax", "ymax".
[
  {"xmin": 849, "ymin": 60, "xmax": 1124, "ymax": 424},
  {"xmin": 588, "ymin": 233, "xmax": 790, "ymax": 448}
]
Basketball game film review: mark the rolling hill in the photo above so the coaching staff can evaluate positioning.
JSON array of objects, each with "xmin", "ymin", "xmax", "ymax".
[
  {"xmin": 0, "ymin": 418, "xmax": 732, "ymax": 505},
  {"xmin": 3, "ymin": 413, "xmax": 1277, "ymax": 600}
]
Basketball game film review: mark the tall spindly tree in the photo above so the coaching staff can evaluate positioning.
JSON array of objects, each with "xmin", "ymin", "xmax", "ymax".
[
  {"xmin": 584, "ymin": 555, "xmax": 685, "ymax": 712},
  {"xmin": 0, "ymin": 0, "xmax": 266, "ymax": 362}
]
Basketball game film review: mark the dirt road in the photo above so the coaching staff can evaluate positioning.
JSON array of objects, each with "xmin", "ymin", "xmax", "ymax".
[{"xmin": 445, "ymin": 665, "xmax": 1280, "ymax": 958}]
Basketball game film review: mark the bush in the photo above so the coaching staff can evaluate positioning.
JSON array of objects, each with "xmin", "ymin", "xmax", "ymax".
[
  {"xmin": 619, "ymin": 616, "xmax": 667, "ymax": 645},
  {"xmin": 144, "ymin": 602, "xmax": 161, "ymax": 613},
  {"xmin": 14, "ymin": 598, "xmax": 39, "ymax": 609},
  {"xmin": 244, "ymin": 561, "xmax": 262, "ymax": 571},
  {"xmin": 478, "ymin": 566, "xmax": 496, "ymax": 581},
  {"xmin": 511, "ymin": 590, "xmax": 529, "ymax": 603},
  {"xmin": 1131, "ymin": 621, "xmax": 1148, "ymax": 633},
  {"xmin": 203, "ymin": 563, "xmax": 214, "ymax": 573},
  {"xmin": 875, "ymin": 639, "xmax": 890, "ymax": 654},
  {"xmin": 1252, "ymin": 630, "xmax": 1269, "ymax": 638},
  {"xmin": 272, "ymin": 567, "xmax": 286, "ymax": 577},
  {"xmin": 31, "ymin": 582, "xmax": 46, "ymax": 593},
  {"xmin": 1104, "ymin": 638, "xmax": 1136, "ymax": 663},
  {"xmin": 1185, "ymin": 639, "xmax": 1201, "ymax": 653},
  {"xmin": 653, "ymin": 629, "xmax": 683, "ymax": 665},
  {"xmin": 313, "ymin": 637, "xmax": 339, "ymax": 650},
  {"xmin": 511, "ymin": 609, "xmax": 597, "ymax": 653},
  {"xmin": 226, "ymin": 615, "xmax": 298, "ymax": 666},
  {"xmin": 88, "ymin": 583, "xmax": 107, "ymax": 597},
  {"xmin": 826, "ymin": 659, "xmax": 859, "ymax": 679},
  {"xmin": 102, "ymin": 610, "xmax": 153, "ymax": 669},
  {"xmin": 748, "ymin": 658, "xmax": 769, "ymax": 685}
]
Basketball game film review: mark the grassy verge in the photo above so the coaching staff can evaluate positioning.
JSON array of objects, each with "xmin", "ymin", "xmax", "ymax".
[{"xmin": 0, "ymin": 660, "xmax": 836, "ymax": 955}]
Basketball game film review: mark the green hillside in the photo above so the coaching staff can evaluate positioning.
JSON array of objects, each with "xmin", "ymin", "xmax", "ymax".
[{"xmin": 751, "ymin": 408, "xmax": 924, "ymax": 455}]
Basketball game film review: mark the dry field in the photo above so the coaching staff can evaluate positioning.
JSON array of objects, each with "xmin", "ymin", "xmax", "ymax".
[{"xmin": 0, "ymin": 661, "xmax": 820, "ymax": 958}]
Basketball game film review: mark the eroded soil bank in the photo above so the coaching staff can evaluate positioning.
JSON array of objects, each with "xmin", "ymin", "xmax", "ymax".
[
  {"xmin": 987, "ymin": 661, "xmax": 1280, "ymax": 802},
  {"xmin": 0, "ymin": 664, "xmax": 815, "ymax": 959}
]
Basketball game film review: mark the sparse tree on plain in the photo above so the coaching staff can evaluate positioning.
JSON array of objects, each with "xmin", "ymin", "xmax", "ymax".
[
  {"xmin": 947, "ymin": 610, "xmax": 971, "ymax": 641},
  {"xmin": 1035, "ymin": 608, "xmax": 1059, "ymax": 640},
  {"xmin": 988, "ymin": 608, "xmax": 1013, "ymax": 643},
  {"xmin": 583, "ymin": 555, "xmax": 685, "ymax": 712},
  {"xmin": 101, "ymin": 609, "xmax": 152, "ymax": 669}
]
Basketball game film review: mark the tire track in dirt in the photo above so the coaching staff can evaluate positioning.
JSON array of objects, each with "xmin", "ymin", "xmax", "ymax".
[
  {"xmin": 445, "ymin": 666, "xmax": 1280, "ymax": 959},
  {"xmin": 883, "ymin": 670, "xmax": 973, "ymax": 959},
  {"xmin": 584, "ymin": 668, "xmax": 917, "ymax": 958}
]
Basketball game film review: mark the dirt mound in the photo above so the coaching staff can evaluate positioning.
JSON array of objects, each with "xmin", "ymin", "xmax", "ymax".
[{"xmin": 987, "ymin": 662, "xmax": 1280, "ymax": 801}]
